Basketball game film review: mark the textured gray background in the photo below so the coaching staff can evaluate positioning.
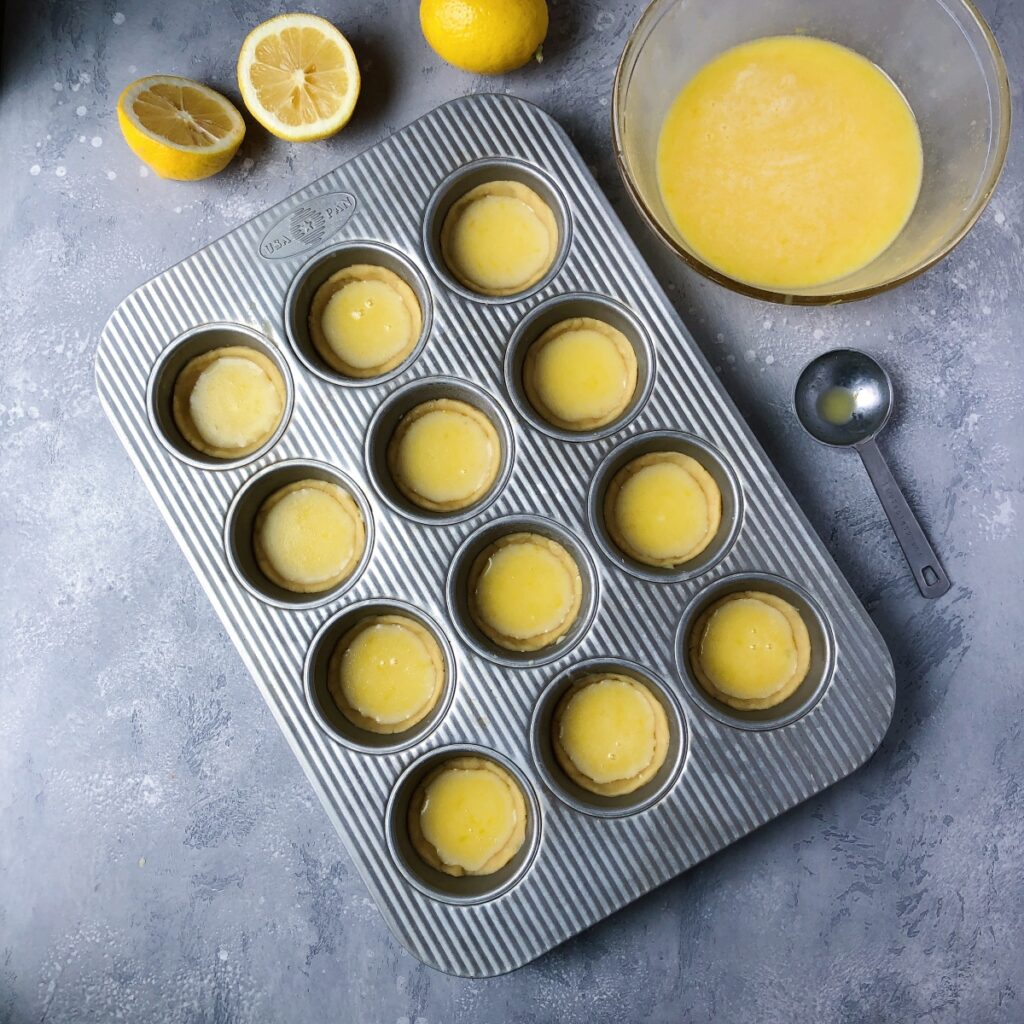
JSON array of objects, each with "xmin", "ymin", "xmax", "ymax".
[{"xmin": 2, "ymin": 1, "xmax": 1022, "ymax": 1021}]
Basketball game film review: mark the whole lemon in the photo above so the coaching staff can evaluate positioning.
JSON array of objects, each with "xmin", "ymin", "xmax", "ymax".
[{"xmin": 420, "ymin": 0, "xmax": 549, "ymax": 75}]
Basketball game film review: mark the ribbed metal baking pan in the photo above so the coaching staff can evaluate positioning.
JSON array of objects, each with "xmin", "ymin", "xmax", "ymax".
[{"xmin": 95, "ymin": 94, "xmax": 895, "ymax": 977}]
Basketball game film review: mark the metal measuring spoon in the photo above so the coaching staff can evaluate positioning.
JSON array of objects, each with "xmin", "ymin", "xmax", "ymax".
[{"xmin": 794, "ymin": 348, "xmax": 951, "ymax": 599}]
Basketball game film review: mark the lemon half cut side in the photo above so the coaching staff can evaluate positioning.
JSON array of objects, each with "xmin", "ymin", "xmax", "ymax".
[
  {"xmin": 117, "ymin": 75, "xmax": 246, "ymax": 180},
  {"xmin": 237, "ymin": 13, "xmax": 361, "ymax": 142}
]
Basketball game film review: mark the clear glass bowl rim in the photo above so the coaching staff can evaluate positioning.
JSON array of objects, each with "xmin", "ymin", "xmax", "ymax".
[{"xmin": 611, "ymin": 0, "xmax": 1012, "ymax": 305}]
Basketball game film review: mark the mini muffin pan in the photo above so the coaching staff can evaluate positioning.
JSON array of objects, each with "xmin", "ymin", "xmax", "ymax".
[{"xmin": 96, "ymin": 94, "xmax": 895, "ymax": 978}]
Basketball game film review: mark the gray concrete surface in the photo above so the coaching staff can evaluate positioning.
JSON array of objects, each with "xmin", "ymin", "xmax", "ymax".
[{"xmin": 2, "ymin": 1, "xmax": 1022, "ymax": 1021}]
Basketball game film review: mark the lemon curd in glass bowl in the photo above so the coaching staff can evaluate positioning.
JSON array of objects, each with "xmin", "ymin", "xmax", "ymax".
[{"xmin": 613, "ymin": 0, "xmax": 1010, "ymax": 304}]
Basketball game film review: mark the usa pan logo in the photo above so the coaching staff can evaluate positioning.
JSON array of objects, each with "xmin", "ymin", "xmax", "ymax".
[{"xmin": 259, "ymin": 192, "xmax": 357, "ymax": 259}]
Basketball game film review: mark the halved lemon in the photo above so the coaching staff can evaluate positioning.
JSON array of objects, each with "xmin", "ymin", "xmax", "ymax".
[
  {"xmin": 237, "ymin": 13, "xmax": 360, "ymax": 142},
  {"xmin": 117, "ymin": 75, "xmax": 246, "ymax": 180}
]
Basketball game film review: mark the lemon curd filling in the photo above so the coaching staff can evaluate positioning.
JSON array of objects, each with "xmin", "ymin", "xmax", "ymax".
[
  {"xmin": 440, "ymin": 180, "xmax": 558, "ymax": 296},
  {"xmin": 409, "ymin": 756, "xmax": 527, "ymax": 877},
  {"xmin": 309, "ymin": 264, "xmax": 422, "ymax": 377},
  {"xmin": 117, "ymin": 75, "xmax": 246, "ymax": 181},
  {"xmin": 328, "ymin": 614, "xmax": 444, "ymax": 734},
  {"xmin": 524, "ymin": 317, "xmax": 638, "ymax": 431},
  {"xmin": 172, "ymin": 346, "xmax": 285, "ymax": 458},
  {"xmin": 553, "ymin": 674, "xmax": 670, "ymax": 797},
  {"xmin": 690, "ymin": 591, "xmax": 812, "ymax": 710},
  {"xmin": 253, "ymin": 479, "xmax": 365, "ymax": 593},
  {"xmin": 469, "ymin": 532, "xmax": 583, "ymax": 652},
  {"xmin": 388, "ymin": 398, "xmax": 501, "ymax": 512},
  {"xmin": 606, "ymin": 451, "xmax": 722, "ymax": 568},
  {"xmin": 657, "ymin": 36, "xmax": 923, "ymax": 290}
]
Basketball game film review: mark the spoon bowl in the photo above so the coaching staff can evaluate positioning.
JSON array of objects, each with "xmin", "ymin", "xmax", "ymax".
[{"xmin": 794, "ymin": 349, "xmax": 892, "ymax": 447}]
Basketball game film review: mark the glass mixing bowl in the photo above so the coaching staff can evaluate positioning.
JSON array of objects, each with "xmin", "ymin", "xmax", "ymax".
[{"xmin": 612, "ymin": 0, "xmax": 1011, "ymax": 304}]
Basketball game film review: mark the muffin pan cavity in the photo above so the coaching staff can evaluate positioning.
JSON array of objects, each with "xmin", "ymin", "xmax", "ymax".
[
  {"xmin": 304, "ymin": 599, "xmax": 455, "ymax": 753},
  {"xmin": 423, "ymin": 158, "xmax": 571, "ymax": 302},
  {"xmin": 365, "ymin": 375, "xmax": 514, "ymax": 525},
  {"xmin": 589, "ymin": 430, "xmax": 743, "ymax": 583},
  {"xmin": 284, "ymin": 241, "xmax": 433, "ymax": 386},
  {"xmin": 675, "ymin": 572, "xmax": 836, "ymax": 731},
  {"xmin": 531, "ymin": 659, "xmax": 686, "ymax": 818},
  {"xmin": 446, "ymin": 515, "xmax": 599, "ymax": 668},
  {"xmin": 224, "ymin": 459, "xmax": 374, "ymax": 610},
  {"xmin": 147, "ymin": 323, "xmax": 294, "ymax": 470},
  {"xmin": 504, "ymin": 292, "xmax": 655, "ymax": 442},
  {"xmin": 385, "ymin": 745, "xmax": 542, "ymax": 905}
]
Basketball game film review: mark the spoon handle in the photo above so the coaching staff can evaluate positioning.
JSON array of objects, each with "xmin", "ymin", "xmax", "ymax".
[{"xmin": 856, "ymin": 438, "xmax": 951, "ymax": 599}]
